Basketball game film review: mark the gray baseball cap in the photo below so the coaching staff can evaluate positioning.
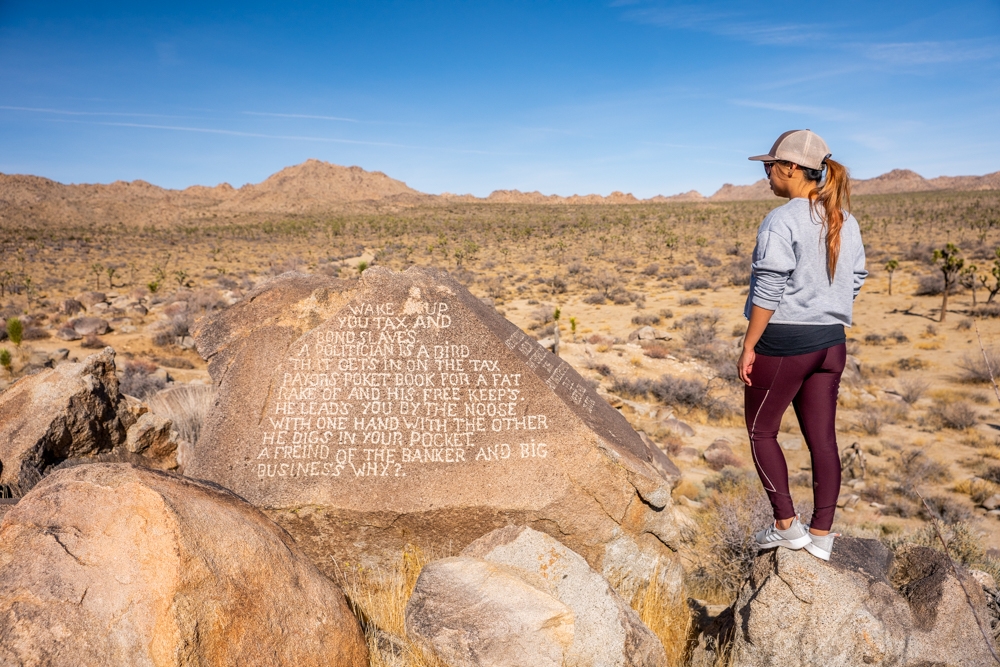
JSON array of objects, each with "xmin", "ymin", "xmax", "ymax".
[{"xmin": 748, "ymin": 129, "xmax": 830, "ymax": 170}]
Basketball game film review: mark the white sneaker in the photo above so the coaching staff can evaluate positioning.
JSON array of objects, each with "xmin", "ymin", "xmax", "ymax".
[
  {"xmin": 804, "ymin": 530, "xmax": 838, "ymax": 561},
  {"xmin": 754, "ymin": 516, "xmax": 812, "ymax": 551}
]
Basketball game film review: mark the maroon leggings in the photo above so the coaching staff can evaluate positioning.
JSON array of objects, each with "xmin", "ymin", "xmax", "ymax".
[{"xmin": 744, "ymin": 344, "xmax": 846, "ymax": 531}]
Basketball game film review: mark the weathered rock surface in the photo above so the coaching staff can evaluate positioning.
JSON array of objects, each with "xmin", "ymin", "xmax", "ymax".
[
  {"xmin": 189, "ymin": 268, "xmax": 681, "ymax": 594},
  {"xmin": 75, "ymin": 291, "xmax": 106, "ymax": 308},
  {"xmin": 0, "ymin": 463, "xmax": 368, "ymax": 666},
  {"xmin": 637, "ymin": 431, "xmax": 681, "ymax": 489},
  {"xmin": 456, "ymin": 526, "xmax": 667, "ymax": 667},
  {"xmin": 703, "ymin": 439, "xmax": 741, "ymax": 470},
  {"xmin": 729, "ymin": 537, "xmax": 997, "ymax": 667},
  {"xmin": 406, "ymin": 556, "xmax": 575, "ymax": 667},
  {"xmin": 0, "ymin": 347, "xmax": 135, "ymax": 496},
  {"xmin": 125, "ymin": 412, "xmax": 180, "ymax": 465}
]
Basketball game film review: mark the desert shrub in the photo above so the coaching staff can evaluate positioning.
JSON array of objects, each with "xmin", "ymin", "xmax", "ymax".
[
  {"xmin": 650, "ymin": 374, "xmax": 708, "ymax": 408},
  {"xmin": 914, "ymin": 273, "xmax": 944, "ymax": 295},
  {"xmin": 545, "ymin": 275, "xmax": 567, "ymax": 294},
  {"xmin": 982, "ymin": 465, "xmax": 1000, "ymax": 486},
  {"xmin": 696, "ymin": 252, "xmax": 721, "ymax": 268},
  {"xmin": 632, "ymin": 313, "xmax": 661, "ymax": 326},
  {"xmin": 677, "ymin": 264, "xmax": 696, "ymax": 276},
  {"xmin": 902, "ymin": 242, "xmax": 934, "ymax": 263},
  {"xmin": 641, "ymin": 263, "xmax": 659, "ymax": 276},
  {"xmin": 956, "ymin": 318, "xmax": 973, "ymax": 331},
  {"xmin": 642, "ymin": 342, "xmax": 671, "ymax": 359},
  {"xmin": 683, "ymin": 278, "xmax": 710, "ymax": 291},
  {"xmin": 119, "ymin": 360, "xmax": 166, "ymax": 399},
  {"xmin": 897, "ymin": 377, "xmax": 929, "ymax": 404},
  {"xmin": 190, "ymin": 287, "xmax": 227, "ymax": 313},
  {"xmin": 705, "ymin": 448, "xmax": 744, "ymax": 472},
  {"xmin": 956, "ymin": 348, "xmax": 1000, "ymax": 383},
  {"xmin": 897, "ymin": 356, "xmax": 926, "ymax": 371},
  {"xmin": 888, "ymin": 330, "xmax": 909, "ymax": 343},
  {"xmin": 658, "ymin": 309, "xmax": 674, "ymax": 319},
  {"xmin": 893, "ymin": 448, "xmax": 951, "ymax": 497},
  {"xmin": 726, "ymin": 259, "xmax": 751, "ymax": 286},
  {"xmin": 616, "ymin": 257, "xmax": 637, "ymax": 269},
  {"xmin": 919, "ymin": 495, "xmax": 971, "ymax": 524},
  {"xmin": 590, "ymin": 363, "xmax": 612, "ymax": 377},
  {"xmin": 931, "ymin": 400, "xmax": 979, "ymax": 429},
  {"xmin": 955, "ymin": 477, "xmax": 1000, "ymax": 505},
  {"xmin": 857, "ymin": 405, "xmax": 886, "ymax": 435},
  {"xmin": 609, "ymin": 376, "xmax": 655, "ymax": 399},
  {"xmin": 686, "ymin": 471, "xmax": 773, "ymax": 600},
  {"xmin": 683, "ymin": 323, "xmax": 717, "ymax": 347},
  {"xmin": 80, "ymin": 334, "xmax": 105, "ymax": 349},
  {"xmin": 970, "ymin": 303, "xmax": 1000, "ymax": 318},
  {"xmin": 864, "ymin": 333, "xmax": 886, "ymax": 345},
  {"xmin": 582, "ymin": 293, "xmax": 605, "ymax": 305},
  {"xmin": 566, "ymin": 260, "xmax": 586, "ymax": 275},
  {"xmin": 679, "ymin": 297, "xmax": 700, "ymax": 306}
]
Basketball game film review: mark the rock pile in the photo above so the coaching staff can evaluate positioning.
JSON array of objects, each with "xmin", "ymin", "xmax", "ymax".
[
  {"xmin": 0, "ymin": 463, "xmax": 368, "ymax": 666},
  {"xmin": 189, "ymin": 267, "xmax": 683, "ymax": 596},
  {"xmin": 0, "ymin": 348, "xmax": 181, "ymax": 497}
]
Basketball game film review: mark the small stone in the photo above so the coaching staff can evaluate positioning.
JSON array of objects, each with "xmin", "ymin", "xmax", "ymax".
[
  {"xmin": 126, "ymin": 304, "xmax": 148, "ymax": 317},
  {"xmin": 662, "ymin": 417, "xmax": 695, "ymax": 437},
  {"xmin": 986, "ymin": 509, "xmax": 1000, "ymax": 517},
  {"xmin": 628, "ymin": 326, "xmax": 656, "ymax": 342},
  {"xmin": 970, "ymin": 569, "xmax": 998, "ymax": 592},
  {"xmin": 981, "ymin": 493, "xmax": 1000, "ymax": 511},
  {"xmin": 90, "ymin": 302, "xmax": 110, "ymax": 314},
  {"xmin": 56, "ymin": 327, "xmax": 82, "ymax": 341}
]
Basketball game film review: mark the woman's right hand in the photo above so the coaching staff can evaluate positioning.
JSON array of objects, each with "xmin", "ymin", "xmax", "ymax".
[{"xmin": 738, "ymin": 346, "xmax": 755, "ymax": 386}]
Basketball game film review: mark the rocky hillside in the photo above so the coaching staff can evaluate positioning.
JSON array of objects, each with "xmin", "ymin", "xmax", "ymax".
[{"xmin": 1, "ymin": 160, "xmax": 998, "ymax": 228}]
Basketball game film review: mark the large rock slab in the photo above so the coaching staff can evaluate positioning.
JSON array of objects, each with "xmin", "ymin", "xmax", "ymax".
[
  {"xmin": 729, "ymin": 537, "xmax": 997, "ymax": 667},
  {"xmin": 189, "ymin": 268, "xmax": 681, "ymax": 594},
  {"xmin": 460, "ymin": 525, "xmax": 666, "ymax": 667},
  {"xmin": 0, "ymin": 348, "xmax": 135, "ymax": 496},
  {"xmin": 406, "ymin": 556, "xmax": 575, "ymax": 667},
  {"xmin": 0, "ymin": 463, "xmax": 368, "ymax": 666}
]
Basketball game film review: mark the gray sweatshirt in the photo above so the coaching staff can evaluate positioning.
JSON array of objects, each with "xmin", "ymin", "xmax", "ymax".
[{"xmin": 743, "ymin": 198, "xmax": 867, "ymax": 325}]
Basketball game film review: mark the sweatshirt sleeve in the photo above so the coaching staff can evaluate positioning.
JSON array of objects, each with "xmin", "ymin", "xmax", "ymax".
[
  {"xmin": 751, "ymin": 229, "xmax": 795, "ymax": 311},
  {"xmin": 853, "ymin": 236, "xmax": 868, "ymax": 300}
]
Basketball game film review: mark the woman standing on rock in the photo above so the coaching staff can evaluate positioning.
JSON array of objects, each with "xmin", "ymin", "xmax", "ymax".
[{"xmin": 738, "ymin": 129, "xmax": 867, "ymax": 561}]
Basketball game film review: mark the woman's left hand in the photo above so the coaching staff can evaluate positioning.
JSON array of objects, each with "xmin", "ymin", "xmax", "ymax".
[{"xmin": 738, "ymin": 347, "xmax": 755, "ymax": 386}]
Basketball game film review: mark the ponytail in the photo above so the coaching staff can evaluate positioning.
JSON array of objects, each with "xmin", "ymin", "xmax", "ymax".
[{"xmin": 807, "ymin": 158, "xmax": 851, "ymax": 281}]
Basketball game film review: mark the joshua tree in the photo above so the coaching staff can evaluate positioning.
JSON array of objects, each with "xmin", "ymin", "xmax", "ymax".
[
  {"xmin": 173, "ymin": 269, "xmax": 189, "ymax": 288},
  {"xmin": 90, "ymin": 262, "xmax": 105, "ymax": 290},
  {"xmin": 0, "ymin": 270, "xmax": 12, "ymax": 298},
  {"xmin": 106, "ymin": 265, "xmax": 117, "ymax": 289},
  {"xmin": 960, "ymin": 264, "xmax": 979, "ymax": 306},
  {"xmin": 0, "ymin": 348, "xmax": 11, "ymax": 375},
  {"xmin": 885, "ymin": 259, "xmax": 899, "ymax": 296},
  {"xmin": 981, "ymin": 248, "xmax": 1000, "ymax": 304},
  {"xmin": 933, "ymin": 243, "xmax": 963, "ymax": 322}
]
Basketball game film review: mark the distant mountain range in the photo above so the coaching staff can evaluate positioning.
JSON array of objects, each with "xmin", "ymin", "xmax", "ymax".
[{"xmin": 1, "ymin": 159, "xmax": 998, "ymax": 228}]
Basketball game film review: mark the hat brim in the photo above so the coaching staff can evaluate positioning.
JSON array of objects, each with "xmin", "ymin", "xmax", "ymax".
[{"xmin": 747, "ymin": 153, "xmax": 776, "ymax": 162}]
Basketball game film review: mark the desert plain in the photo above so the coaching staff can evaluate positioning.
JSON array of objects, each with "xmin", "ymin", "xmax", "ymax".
[{"xmin": 2, "ymin": 159, "xmax": 1000, "ymax": 663}]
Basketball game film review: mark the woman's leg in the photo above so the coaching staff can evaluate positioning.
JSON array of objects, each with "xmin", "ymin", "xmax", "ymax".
[
  {"xmin": 745, "ymin": 353, "xmax": 813, "ymax": 523},
  {"xmin": 791, "ymin": 344, "xmax": 847, "ymax": 532}
]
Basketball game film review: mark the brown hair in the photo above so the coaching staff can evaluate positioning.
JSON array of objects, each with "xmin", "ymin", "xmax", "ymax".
[{"xmin": 804, "ymin": 158, "xmax": 851, "ymax": 280}]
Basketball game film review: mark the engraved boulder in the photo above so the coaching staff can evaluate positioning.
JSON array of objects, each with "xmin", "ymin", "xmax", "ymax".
[
  {"xmin": 0, "ymin": 463, "xmax": 368, "ymax": 666},
  {"xmin": 189, "ymin": 267, "xmax": 682, "ymax": 595}
]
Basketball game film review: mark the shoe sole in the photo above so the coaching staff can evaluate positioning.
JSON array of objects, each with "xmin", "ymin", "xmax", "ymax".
[
  {"xmin": 757, "ymin": 534, "xmax": 812, "ymax": 551},
  {"xmin": 804, "ymin": 541, "xmax": 831, "ymax": 560}
]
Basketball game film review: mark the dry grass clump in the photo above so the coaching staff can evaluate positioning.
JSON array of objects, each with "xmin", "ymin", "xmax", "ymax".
[
  {"xmin": 338, "ymin": 545, "xmax": 447, "ymax": 667},
  {"xmin": 929, "ymin": 400, "xmax": 980, "ymax": 430},
  {"xmin": 684, "ymin": 469, "xmax": 772, "ymax": 603},
  {"xmin": 145, "ymin": 383, "xmax": 216, "ymax": 468},
  {"xmin": 897, "ymin": 377, "xmax": 929, "ymax": 404},
  {"xmin": 954, "ymin": 477, "xmax": 1000, "ymax": 505}
]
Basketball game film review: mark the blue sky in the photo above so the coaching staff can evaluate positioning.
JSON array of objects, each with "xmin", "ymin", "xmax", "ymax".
[{"xmin": 1, "ymin": 1, "xmax": 998, "ymax": 197}]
